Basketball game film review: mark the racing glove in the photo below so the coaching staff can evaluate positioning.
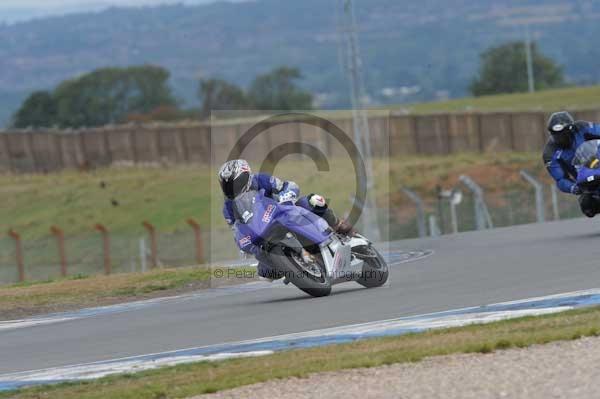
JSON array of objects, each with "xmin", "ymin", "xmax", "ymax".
[
  {"xmin": 278, "ymin": 190, "xmax": 297, "ymax": 204},
  {"xmin": 571, "ymin": 184, "xmax": 582, "ymax": 195}
]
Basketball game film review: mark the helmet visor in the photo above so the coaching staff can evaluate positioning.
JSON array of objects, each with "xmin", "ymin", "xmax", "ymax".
[
  {"xmin": 550, "ymin": 122, "xmax": 574, "ymax": 148},
  {"xmin": 220, "ymin": 172, "xmax": 250, "ymax": 199}
]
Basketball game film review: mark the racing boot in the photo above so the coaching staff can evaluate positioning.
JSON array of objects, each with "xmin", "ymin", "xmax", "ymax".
[
  {"xmin": 334, "ymin": 219, "xmax": 355, "ymax": 236},
  {"xmin": 307, "ymin": 194, "xmax": 356, "ymax": 237}
]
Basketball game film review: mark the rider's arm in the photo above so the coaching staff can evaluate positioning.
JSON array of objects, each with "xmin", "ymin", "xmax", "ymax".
[
  {"xmin": 547, "ymin": 153, "xmax": 576, "ymax": 194},
  {"xmin": 256, "ymin": 173, "xmax": 300, "ymax": 198},
  {"xmin": 222, "ymin": 200, "xmax": 235, "ymax": 226},
  {"xmin": 577, "ymin": 121, "xmax": 600, "ymax": 140}
]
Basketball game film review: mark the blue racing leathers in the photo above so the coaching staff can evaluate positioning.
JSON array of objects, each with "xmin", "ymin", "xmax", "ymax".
[
  {"xmin": 544, "ymin": 121, "xmax": 600, "ymax": 194},
  {"xmin": 224, "ymin": 173, "xmax": 299, "ymax": 274},
  {"xmin": 223, "ymin": 173, "xmax": 299, "ymax": 228},
  {"xmin": 224, "ymin": 175, "xmax": 338, "ymax": 278}
]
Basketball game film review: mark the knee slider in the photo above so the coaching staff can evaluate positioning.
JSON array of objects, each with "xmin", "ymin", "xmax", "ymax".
[{"xmin": 308, "ymin": 193, "xmax": 327, "ymax": 209}]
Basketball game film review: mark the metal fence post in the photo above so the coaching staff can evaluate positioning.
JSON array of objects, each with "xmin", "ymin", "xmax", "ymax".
[
  {"xmin": 139, "ymin": 238, "xmax": 147, "ymax": 272},
  {"xmin": 428, "ymin": 215, "xmax": 440, "ymax": 237},
  {"xmin": 449, "ymin": 198, "xmax": 459, "ymax": 234},
  {"xmin": 439, "ymin": 189, "xmax": 463, "ymax": 234},
  {"xmin": 435, "ymin": 185, "xmax": 445, "ymax": 233},
  {"xmin": 550, "ymin": 184, "xmax": 560, "ymax": 220},
  {"xmin": 520, "ymin": 170, "xmax": 546, "ymax": 223},
  {"xmin": 459, "ymin": 175, "xmax": 493, "ymax": 230},
  {"xmin": 142, "ymin": 221, "xmax": 158, "ymax": 269},
  {"xmin": 187, "ymin": 218, "xmax": 205, "ymax": 265},
  {"xmin": 8, "ymin": 229, "xmax": 25, "ymax": 282},
  {"xmin": 400, "ymin": 188, "xmax": 426, "ymax": 238},
  {"xmin": 50, "ymin": 226, "xmax": 68, "ymax": 277},
  {"xmin": 95, "ymin": 224, "xmax": 111, "ymax": 275}
]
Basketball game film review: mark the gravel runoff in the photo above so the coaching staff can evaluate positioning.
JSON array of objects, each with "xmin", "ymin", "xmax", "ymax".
[{"xmin": 197, "ymin": 336, "xmax": 600, "ymax": 399}]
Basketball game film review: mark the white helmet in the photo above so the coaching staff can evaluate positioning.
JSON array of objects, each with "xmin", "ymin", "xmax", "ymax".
[{"xmin": 218, "ymin": 159, "xmax": 253, "ymax": 199}]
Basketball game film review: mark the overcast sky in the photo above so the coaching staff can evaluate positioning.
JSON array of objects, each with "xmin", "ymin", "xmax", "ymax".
[{"xmin": 1, "ymin": 0, "xmax": 220, "ymax": 9}]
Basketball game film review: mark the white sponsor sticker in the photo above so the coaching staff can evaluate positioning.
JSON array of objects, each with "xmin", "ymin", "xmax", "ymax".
[
  {"xmin": 241, "ymin": 211, "xmax": 253, "ymax": 223},
  {"xmin": 238, "ymin": 235, "xmax": 252, "ymax": 246},
  {"xmin": 262, "ymin": 204, "xmax": 275, "ymax": 223}
]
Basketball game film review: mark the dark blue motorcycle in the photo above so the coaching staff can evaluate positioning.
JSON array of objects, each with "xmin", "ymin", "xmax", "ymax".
[
  {"xmin": 574, "ymin": 139, "xmax": 600, "ymax": 192},
  {"xmin": 232, "ymin": 189, "xmax": 388, "ymax": 297}
]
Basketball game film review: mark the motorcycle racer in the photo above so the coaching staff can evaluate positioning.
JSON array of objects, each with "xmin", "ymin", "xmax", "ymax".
[
  {"xmin": 218, "ymin": 159, "xmax": 354, "ymax": 279},
  {"xmin": 543, "ymin": 111, "xmax": 600, "ymax": 217}
]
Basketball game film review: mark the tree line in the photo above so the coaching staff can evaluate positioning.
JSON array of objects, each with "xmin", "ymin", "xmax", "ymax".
[
  {"xmin": 12, "ymin": 66, "xmax": 313, "ymax": 129},
  {"xmin": 470, "ymin": 41, "xmax": 564, "ymax": 96},
  {"xmin": 12, "ymin": 40, "xmax": 566, "ymax": 129}
]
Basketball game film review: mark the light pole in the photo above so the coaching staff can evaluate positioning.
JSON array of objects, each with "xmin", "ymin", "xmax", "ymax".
[
  {"xmin": 525, "ymin": 24, "xmax": 535, "ymax": 93},
  {"xmin": 337, "ymin": 0, "xmax": 380, "ymax": 241}
]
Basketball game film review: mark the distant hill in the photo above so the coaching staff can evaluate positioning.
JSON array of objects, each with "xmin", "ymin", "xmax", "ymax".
[
  {"xmin": 0, "ymin": 1, "xmax": 237, "ymax": 24},
  {"xmin": 1, "ymin": 0, "xmax": 599, "ymax": 127}
]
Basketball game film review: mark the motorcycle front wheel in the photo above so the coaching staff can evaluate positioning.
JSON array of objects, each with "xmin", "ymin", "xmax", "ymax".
[
  {"xmin": 269, "ymin": 246, "xmax": 332, "ymax": 297},
  {"xmin": 352, "ymin": 245, "xmax": 389, "ymax": 288}
]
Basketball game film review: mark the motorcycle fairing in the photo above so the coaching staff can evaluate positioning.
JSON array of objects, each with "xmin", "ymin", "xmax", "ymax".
[
  {"xmin": 233, "ymin": 189, "xmax": 331, "ymax": 250},
  {"xmin": 573, "ymin": 140, "xmax": 600, "ymax": 188}
]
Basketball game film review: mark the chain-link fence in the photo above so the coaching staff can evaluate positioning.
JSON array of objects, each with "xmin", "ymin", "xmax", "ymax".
[
  {"xmin": 390, "ymin": 180, "xmax": 581, "ymax": 240},
  {"xmin": 0, "ymin": 225, "xmax": 213, "ymax": 286}
]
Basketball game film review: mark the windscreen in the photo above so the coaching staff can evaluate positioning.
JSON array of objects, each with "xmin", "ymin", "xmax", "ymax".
[
  {"xmin": 232, "ymin": 190, "xmax": 258, "ymax": 224},
  {"xmin": 573, "ymin": 140, "xmax": 600, "ymax": 168}
]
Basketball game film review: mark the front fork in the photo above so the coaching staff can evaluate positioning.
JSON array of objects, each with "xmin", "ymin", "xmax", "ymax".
[{"xmin": 319, "ymin": 235, "xmax": 367, "ymax": 283}]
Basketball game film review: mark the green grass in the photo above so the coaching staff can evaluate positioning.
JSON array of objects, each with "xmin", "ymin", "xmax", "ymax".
[
  {"xmin": 0, "ymin": 265, "xmax": 254, "ymax": 318},
  {"xmin": 4, "ymin": 305, "xmax": 600, "ymax": 399},
  {"xmin": 8, "ymin": 273, "xmax": 90, "ymax": 288},
  {"xmin": 0, "ymin": 154, "xmax": 544, "ymax": 240},
  {"xmin": 0, "ymin": 153, "xmax": 554, "ymax": 283},
  {"xmin": 0, "ymin": 166, "xmax": 211, "ymax": 239},
  {"xmin": 210, "ymin": 86, "xmax": 600, "ymax": 123},
  {"xmin": 401, "ymin": 85, "xmax": 600, "ymax": 114}
]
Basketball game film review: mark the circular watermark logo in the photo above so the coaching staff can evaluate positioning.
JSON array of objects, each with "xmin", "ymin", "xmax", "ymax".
[{"xmin": 226, "ymin": 112, "xmax": 367, "ymax": 226}]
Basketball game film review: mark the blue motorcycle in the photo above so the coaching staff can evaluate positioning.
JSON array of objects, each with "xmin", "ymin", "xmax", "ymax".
[
  {"xmin": 232, "ymin": 189, "xmax": 388, "ymax": 297},
  {"xmin": 574, "ymin": 139, "xmax": 600, "ymax": 192}
]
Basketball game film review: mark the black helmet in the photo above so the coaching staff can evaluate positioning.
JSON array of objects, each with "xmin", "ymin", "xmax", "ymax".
[
  {"xmin": 547, "ymin": 111, "xmax": 576, "ymax": 148},
  {"xmin": 218, "ymin": 159, "xmax": 252, "ymax": 200}
]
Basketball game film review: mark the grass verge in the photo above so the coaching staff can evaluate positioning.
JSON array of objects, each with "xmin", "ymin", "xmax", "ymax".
[
  {"xmin": 0, "ymin": 153, "xmax": 543, "ymax": 241},
  {"xmin": 0, "ymin": 266, "xmax": 253, "ymax": 319},
  {"xmin": 212, "ymin": 86, "xmax": 600, "ymax": 120},
  {"xmin": 4, "ymin": 306, "xmax": 600, "ymax": 399},
  {"xmin": 400, "ymin": 85, "xmax": 600, "ymax": 114},
  {"xmin": 0, "ymin": 152, "xmax": 548, "ymax": 283}
]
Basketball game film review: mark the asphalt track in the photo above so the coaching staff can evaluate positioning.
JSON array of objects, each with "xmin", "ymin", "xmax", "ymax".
[{"xmin": 2, "ymin": 217, "xmax": 600, "ymax": 375}]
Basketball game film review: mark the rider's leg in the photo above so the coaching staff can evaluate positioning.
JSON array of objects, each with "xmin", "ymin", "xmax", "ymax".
[
  {"xmin": 297, "ymin": 194, "xmax": 355, "ymax": 235},
  {"xmin": 578, "ymin": 193, "xmax": 600, "ymax": 218}
]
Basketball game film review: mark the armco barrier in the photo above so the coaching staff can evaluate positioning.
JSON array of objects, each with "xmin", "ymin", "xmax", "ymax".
[{"xmin": 2, "ymin": 109, "xmax": 600, "ymax": 173}]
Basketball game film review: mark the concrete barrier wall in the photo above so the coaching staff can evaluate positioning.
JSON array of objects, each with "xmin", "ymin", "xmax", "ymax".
[
  {"xmin": 0, "ymin": 110, "xmax": 595, "ymax": 173},
  {"xmin": 448, "ymin": 113, "xmax": 480, "ymax": 152}
]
